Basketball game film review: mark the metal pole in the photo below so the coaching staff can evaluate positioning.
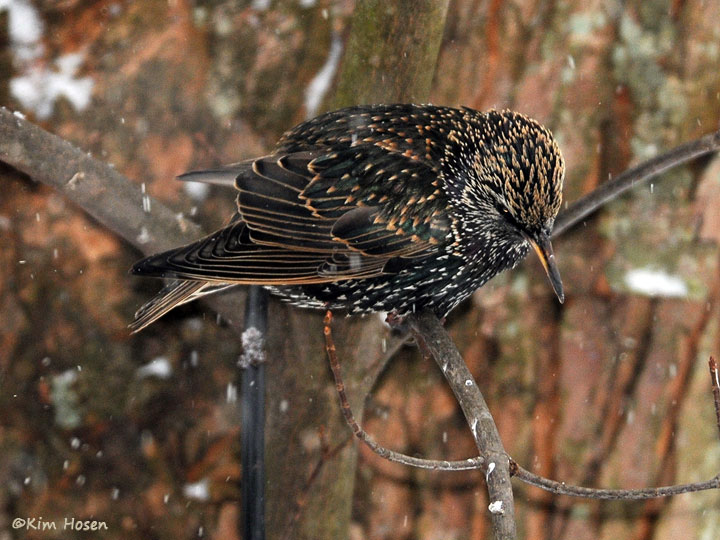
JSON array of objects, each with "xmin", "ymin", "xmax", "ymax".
[{"xmin": 240, "ymin": 286, "xmax": 268, "ymax": 540}]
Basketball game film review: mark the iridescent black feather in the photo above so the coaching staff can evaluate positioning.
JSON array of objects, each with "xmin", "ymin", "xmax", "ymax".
[{"xmin": 130, "ymin": 104, "xmax": 565, "ymax": 332}]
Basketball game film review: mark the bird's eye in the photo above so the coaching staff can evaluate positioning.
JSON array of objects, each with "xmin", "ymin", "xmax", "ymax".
[{"xmin": 497, "ymin": 205, "xmax": 520, "ymax": 228}]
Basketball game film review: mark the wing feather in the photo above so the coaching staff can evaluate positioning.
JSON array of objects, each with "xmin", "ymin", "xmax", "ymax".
[
  {"xmin": 129, "ymin": 280, "xmax": 234, "ymax": 333},
  {"xmin": 133, "ymin": 146, "xmax": 448, "ymax": 293}
]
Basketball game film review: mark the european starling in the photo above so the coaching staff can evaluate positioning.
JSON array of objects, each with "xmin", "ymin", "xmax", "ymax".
[{"xmin": 130, "ymin": 104, "xmax": 564, "ymax": 332}]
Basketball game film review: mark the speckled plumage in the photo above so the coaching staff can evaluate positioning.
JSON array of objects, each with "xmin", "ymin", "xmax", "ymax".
[{"xmin": 130, "ymin": 104, "xmax": 565, "ymax": 331}]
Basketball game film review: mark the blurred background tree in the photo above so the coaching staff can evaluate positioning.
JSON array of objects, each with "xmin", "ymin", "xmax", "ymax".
[{"xmin": 1, "ymin": 1, "xmax": 719, "ymax": 539}]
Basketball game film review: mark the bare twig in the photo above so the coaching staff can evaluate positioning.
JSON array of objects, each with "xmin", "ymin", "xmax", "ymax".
[
  {"xmin": 553, "ymin": 129, "xmax": 720, "ymax": 237},
  {"xmin": 323, "ymin": 311, "xmax": 484, "ymax": 471},
  {"xmin": 710, "ymin": 357, "xmax": 720, "ymax": 440},
  {"xmin": 406, "ymin": 310, "xmax": 516, "ymax": 540},
  {"xmin": 511, "ymin": 462, "xmax": 720, "ymax": 500}
]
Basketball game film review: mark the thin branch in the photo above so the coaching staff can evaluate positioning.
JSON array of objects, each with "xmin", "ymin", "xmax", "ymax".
[
  {"xmin": 405, "ymin": 310, "xmax": 517, "ymax": 540},
  {"xmin": 553, "ymin": 129, "xmax": 720, "ymax": 237},
  {"xmin": 710, "ymin": 357, "xmax": 720, "ymax": 440},
  {"xmin": 511, "ymin": 462, "xmax": 720, "ymax": 500},
  {"xmin": 323, "ymin": 311, "xmax": 484, "ymax": 471}
]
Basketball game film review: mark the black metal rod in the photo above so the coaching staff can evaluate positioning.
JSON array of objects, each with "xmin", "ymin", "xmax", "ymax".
[{"xmin": 240, "ymin": 286, "xmax": 269, "ymax": 540}]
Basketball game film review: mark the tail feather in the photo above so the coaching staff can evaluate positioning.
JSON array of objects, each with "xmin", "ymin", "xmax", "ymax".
[
  {"xmin": 129, "ymin": 280, "xmax": 233, "ymax": 333},
  {"xmin": 177, "ymin": 161, "xmax": 254, "ymax": 187}
]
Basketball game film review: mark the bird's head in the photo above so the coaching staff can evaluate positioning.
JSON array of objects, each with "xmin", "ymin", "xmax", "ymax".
[{"xmin": 451, "ymin": 109, "xmax": 565, "ymax": 302}]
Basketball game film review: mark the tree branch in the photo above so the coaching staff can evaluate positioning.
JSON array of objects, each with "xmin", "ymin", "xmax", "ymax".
[
  {"xmin": 511, "ymin": 462, "xmax": 720, "ymax": 500},
  {"xmin": 553, "ymin": 129, "xmax": 720, "ymax": 237},
  {"xmin": 0, "ymin": 108, "xmax": 201, "ymax": 254},
  {"xmin": 709, "ymin": 357, "xmax": 720, "ymax": 441},
  {"xmin": 0, "ymin": 106, "xmax": 247, "ymax": 333},
  {"xmin": 406, "ymin": 310, "xmax": 517, "ymax": 540}
]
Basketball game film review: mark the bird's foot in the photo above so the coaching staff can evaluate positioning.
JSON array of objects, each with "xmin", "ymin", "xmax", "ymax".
[{"xmin": 385, "ymin": 311, "xmax": 408, "ymax": 331}]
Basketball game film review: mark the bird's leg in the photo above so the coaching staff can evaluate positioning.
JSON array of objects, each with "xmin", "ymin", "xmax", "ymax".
[
  {"xmin": 385, "ymin": 311, "xmax": 408, "ymax": 331},
  {"xmin": 386, "ymin": 310, "xmax": 446, "ymax": 330}
]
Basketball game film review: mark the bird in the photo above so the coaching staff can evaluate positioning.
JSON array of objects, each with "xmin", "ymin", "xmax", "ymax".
[{"xmin": 130, "ymin": 103, "xmax": 565, "ymax": 332}]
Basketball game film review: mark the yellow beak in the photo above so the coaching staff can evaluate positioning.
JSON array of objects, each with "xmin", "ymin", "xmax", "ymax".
[{"xmin": 526, "ymin": 233, "xmax": 564, "ymax": 303}]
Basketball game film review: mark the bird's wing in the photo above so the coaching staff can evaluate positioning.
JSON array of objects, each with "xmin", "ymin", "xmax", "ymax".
[{"xmin": 131, "ymin": 148, "xmax": 449, "ymax": 285}]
